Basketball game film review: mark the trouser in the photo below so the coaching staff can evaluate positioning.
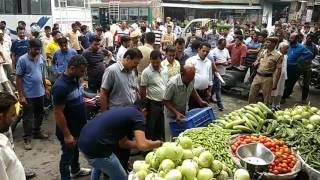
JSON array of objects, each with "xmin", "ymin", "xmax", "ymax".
[
  {"xmin": 188, "ymin": 89, "xmax": 208, "ymax": 110},
  {"xmin": 146, "ymin": 99, "xmax": 164, "ymax": 141},
  {"xmin": 84, "ymin": 153, "xmax": 127, "ymax": 180},
  {"xmin": 164, "ymin": 115, "xmax": 175, "ymax": 142},
  {"xmin": 248, "ymin": 75, "xmax": 273, "ymax": 105},
  {"xmin": 77, "ymin": 50, "xmax": 83, "ymax": 54},
  {"xmin": 283, "ymin": 65, "xmax": 311, "ymax": 101},
  {"xmin": 2, "ymin": 64, "xmax": 14, "ymax": 82},
  {"xmin": 212, "ymin": 76, "xmax": 223, "ymax": 108},
  {"xmin": 22, "ymin": 96, "xmax": 44, "ymax": 140},
  {"xmin": 56, "ymin": 128, "xmax": 81, "ymax": 180}
]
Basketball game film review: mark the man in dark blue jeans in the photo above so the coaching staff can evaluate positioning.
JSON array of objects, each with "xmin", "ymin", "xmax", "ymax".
[
  {"xmin": 282, "ymin": 33, "xmax": 313, "ymax": 103},
  {"xmin": 52, "ymin": 55, "xmax": 91, "ymax": 180}
]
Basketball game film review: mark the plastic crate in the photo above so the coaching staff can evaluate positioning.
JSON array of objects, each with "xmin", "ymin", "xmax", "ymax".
[{"xmin": 170, "ymin": 107, "xmax": 216, "ymax": 137}]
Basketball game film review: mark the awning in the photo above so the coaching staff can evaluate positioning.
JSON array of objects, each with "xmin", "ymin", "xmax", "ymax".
[{"xmin": 161, "ymin": 2, "xmax": 262, "ymax": 10}]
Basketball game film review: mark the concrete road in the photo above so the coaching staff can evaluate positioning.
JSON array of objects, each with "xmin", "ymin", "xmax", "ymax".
[{"xmin": 12, "ymin": 85, "xmax": 320, "ymax": 180}]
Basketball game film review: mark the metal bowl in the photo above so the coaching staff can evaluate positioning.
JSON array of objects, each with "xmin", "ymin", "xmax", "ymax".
[{"xmin": 236, "ymin": 143, "xmax": 275, "ymax": 173}]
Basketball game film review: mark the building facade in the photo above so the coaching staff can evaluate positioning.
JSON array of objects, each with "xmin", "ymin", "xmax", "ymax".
[{"xmin": 90, "ymin": 0, "xmax": 162, "ymax": 27}]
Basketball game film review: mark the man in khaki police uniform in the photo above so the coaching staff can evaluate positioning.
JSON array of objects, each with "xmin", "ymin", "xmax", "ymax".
[{"xmin": 249, "ymin": 37, "xmax": 283, "ymax": 105}]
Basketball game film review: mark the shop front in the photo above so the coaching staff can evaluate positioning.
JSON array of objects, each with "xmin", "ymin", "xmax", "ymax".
[{"xmin": 162, "ymin": 0, "xmax": 262, "ymax": 25}]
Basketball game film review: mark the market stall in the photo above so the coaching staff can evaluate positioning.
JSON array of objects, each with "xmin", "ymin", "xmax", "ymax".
[{"xmin": 130, "ymin": 103, "xmax": 320, "ymax": 180}]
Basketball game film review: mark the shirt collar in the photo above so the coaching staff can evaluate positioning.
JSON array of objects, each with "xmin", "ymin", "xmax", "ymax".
[
  {"xmin": 195, "ymin": 54, "xmax": 208, "ymax": 62},
  {"xmin": 62, "ymin": 73, "xmax": 79, "ymax": 84},
  {"xmin": 149, "ymin": 64, "xmax": 162, "ymax": 73}
]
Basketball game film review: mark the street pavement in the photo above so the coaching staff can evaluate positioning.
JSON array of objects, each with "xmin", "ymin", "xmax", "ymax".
[{"xmin": 12, "ymin": 85, "xmax": 320, "ymax": 180}]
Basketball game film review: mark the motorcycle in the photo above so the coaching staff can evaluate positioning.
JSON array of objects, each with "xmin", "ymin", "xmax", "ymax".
[
  {"xmin": 298, "ymin": 56, "xmax": 320, "ymax": 89},
  {"xmin": 221, "ymin": 65, "xmax": 251, "ymax": 97},
  {"xmin": 83, "ymin": 88, "xmax": 101, "ymax": 121}
]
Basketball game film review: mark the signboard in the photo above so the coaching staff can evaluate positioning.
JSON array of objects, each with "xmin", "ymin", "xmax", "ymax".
[{"xmin": 306, "ymin": 9, "xmax": 313, "ymax": 22}]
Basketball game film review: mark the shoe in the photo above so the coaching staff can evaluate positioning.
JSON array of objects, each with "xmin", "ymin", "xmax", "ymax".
[
  {"xmin": 70, "ymin": 168, "xmax": 91, "ymax": 178},
  {"xmin": 25, "ymin": 168, "xmax": 36, "ymax": 179},
  {"xmin": 218, "ymin": 107, "xmax": 224, "ymax": 111},
  {"xmin": 24, "ymin": 140, "xmax": 32, "ymax": 150},
  {"xmin": 33, "ymin": 132, "xmax": 49, "ymax": 139},
  {"xmin": 301, "ymin": 99, "xmax": 308, "ymax": 105}
]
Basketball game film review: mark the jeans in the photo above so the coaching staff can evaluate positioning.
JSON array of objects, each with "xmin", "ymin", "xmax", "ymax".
[
  {"xmin": 56, "ymin": 128, "xmax": 81, "ymax": 180},
  {"xmin": 283, "ymin": 65, "xmax": 311, "ymax": 101},
  {"xmin": 84, "ymin": 153, "xmax": 127, "ymax": 180},
  {"xmin": 22, "ymin": 96, "xmax": 44, "ymax": 140},
  {"xmin": 146, "ymin": 99, "xmax": 164, "ymax": 140},
  {"xmin": 212, "ymin": 77, "xmax": 223, "ymax": 108}
]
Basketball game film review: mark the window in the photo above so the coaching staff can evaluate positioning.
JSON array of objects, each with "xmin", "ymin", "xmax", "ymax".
[
  {"xmin": 17, "ymin": 0, "xmax": 29, "ymax": 14},
  {"xmin": 31, "ymin": 0, "xmax": 41, "ymax": 14},
  {"xmin": 129, "ymin": 8, "xmax": 138, "ymax": 21},
  {"xmin": 41, "ymin": 0, "xmax": 51, "ymax": 14},
  {"xmin": 0, "ymin": 0, "xmax": 4, "ymax": 13},
  {"xmin": 139, "ymin": 8, "xmax": 148, "ymax": 21},
  {"xmin": 67, "ymin": 0, "xmax": 84, "ymax": 7},
  {"xmin": 120, "ymin": 8, "xmax": 128, "ymax": 21},
  {"xmin": 4, "ymin": 0, "xmax": 16, "ymax": 13}
]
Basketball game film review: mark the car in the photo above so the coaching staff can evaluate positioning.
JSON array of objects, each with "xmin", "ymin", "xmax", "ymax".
[{"xmin": 180, "ymin": 18, "xmax": 218, "ymax": 41}]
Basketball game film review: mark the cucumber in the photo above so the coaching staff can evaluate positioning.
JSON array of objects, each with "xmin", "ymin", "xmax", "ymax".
[
  {"xmin": 233, "ymin": 125, "xmax": 252, "ymax": 133},
  {"xmin": 225, "ymin": 119, "xmax": 246, "ymax": 129}
]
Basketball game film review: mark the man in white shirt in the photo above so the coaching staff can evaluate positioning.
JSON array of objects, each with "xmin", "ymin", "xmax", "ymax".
[
  {"xmin": 116, "ymin": 35, "xmax": 131, "ymax": 61},
  {"xmin": 185, "ymin": 42, "xmax": 213, "ymax": 109},
  {"xmin": 221, "ymin": 28, "xmax": 234, "ymax": 44},
  {"xmin": 0, "ymin": 30, "xmax": 13, "ymax": 83},
  {"xmin": 140, "ymin": 50, "xmax": 168, "ymax": 140},
  {"xmin": 0, "ymin": 92, "xmax": 26, "ymax": 180},
  {"xmin": 208, "ymin": 39, "xmax": 230, "ymax": 111},
  {"xmin": 104, "ymin": 25, "xmax": 114, "ymax": 49}
]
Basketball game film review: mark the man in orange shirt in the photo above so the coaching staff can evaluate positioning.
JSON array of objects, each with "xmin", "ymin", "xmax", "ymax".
[{"xmin": 227, "ymin": 35, "xmax": 247, "ymax": 69}]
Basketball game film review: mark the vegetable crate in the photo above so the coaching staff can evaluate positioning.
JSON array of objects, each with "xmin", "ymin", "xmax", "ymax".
[{"xmin": 170, "ymin": 107, "xmax": 216, "ymax": 137}]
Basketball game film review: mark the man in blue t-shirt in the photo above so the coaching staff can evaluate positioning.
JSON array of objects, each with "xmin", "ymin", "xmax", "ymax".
[
  {"xmin": 52, "ymin": 37, "xmax": 77, "ymax": 77},
  {"xmin": 16, "ymin": 39, "xmax": 49, "ymax": 150},
  {"xmin": 78, "ymin": 106, "xmax": 162, "ymax": 180},
  {"xmin": 52, "ymin": 55, "xmax": 91, "ymax": 180},
  {"xmin": 11, "ymin": 26, "xmax": 29, "ymax": 70}
]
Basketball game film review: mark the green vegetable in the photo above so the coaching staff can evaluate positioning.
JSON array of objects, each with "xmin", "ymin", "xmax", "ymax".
[
  {"xmin": 234, "ymin": 169, "xmax": 250, "ymax": 180},
  {"xmin": 233, "ymin": 125, "xmax": 252, "ymax": 133},
  {"xmin": 180, "ymin": 160, "xmax": 197, "ymax": 180},
  {"xmin": 133, "ymin": 160, "xmax": 150, "ymax": 172},
  {"xmin": 135, "ymin": 170, "xmax": 148, "ymax": 180},
  {"xmin": 198, "ymin": 151, "xmax": 213, "ymax": 168},
  {"xmin": 310, "ymin": 114, "xmax": 320, "ymax": 125},
  {"xmin": 178, "ymin": 137, "xmax": 193, "ymax": 149},
  {"xmin": 225, "ymin": 119, "xmax": 246, "ymax": 129},
  {"xmin": 164, "ymin": 169, "xmax": 182, "ymax": 180},
  {"xmin": 197, "ymin": 168, "xmax": 214, "ymax": 180},
  {"xmin": 159, "ymin": 159, "xmax": 175, "ymax": 173}
]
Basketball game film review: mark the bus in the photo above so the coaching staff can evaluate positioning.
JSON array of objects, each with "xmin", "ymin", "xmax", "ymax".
[{"xmin": 0, "ymin": 0, "xmax": 92, "ymax": 38}]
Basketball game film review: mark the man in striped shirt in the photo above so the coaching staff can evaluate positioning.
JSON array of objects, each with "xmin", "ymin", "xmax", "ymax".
[{"xmin": 153, "ymin": 22, "xmax": 163, "ymax": 51}]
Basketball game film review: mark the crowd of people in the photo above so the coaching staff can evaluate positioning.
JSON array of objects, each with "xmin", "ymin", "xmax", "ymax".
[{"xmin": 0, "ymin": 17, "xmax": 319, "ymax": 180}]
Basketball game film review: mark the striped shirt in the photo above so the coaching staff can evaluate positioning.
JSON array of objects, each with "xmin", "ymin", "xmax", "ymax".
[{"xmin": 153, "ymin": 29, "xmax": 162, "ymax": 45}]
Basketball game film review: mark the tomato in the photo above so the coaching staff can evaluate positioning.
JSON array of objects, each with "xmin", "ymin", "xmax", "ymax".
[
  {"xmin": 284, "ymin": 147, "xmax": 289, "ymax": 153},
  {"xmin": 283, "ymin": 160, "xmax": 288, "ymax": 164},
  {"xmin": 244, "ymin": 139, "xmax": 252, "ymax": 144},
  {"xmin": 231, "ymin": 145, "xmax": 237, "ymax": 152},
  {"xmin": 273, "ymin": 170, "xmax": 279, "ymax": 175},
  {"xmin": 270, "ymin": 147, "xmax": 276, "ymax": 152},
  {"xmin": 275, "ymin": 152, "xmax": 282, "ymax": 157},
  {"xmin": 274, "ymin": 159, "xmax": 280, "ymax": 164},
  {"xmin": 280, "ymin": 163, "xmax": 288, "ymax": 168},
  {"xmin": 289, "ymin": 163, "xmax": 295, "ymax": 168},
  {"xmin": 282, "ymin": 155, "xmax": 288, "ymax": 159}
]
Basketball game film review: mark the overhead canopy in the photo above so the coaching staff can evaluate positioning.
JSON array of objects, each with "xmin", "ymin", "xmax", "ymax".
[{"xmin": 161, "ymin": 2, "xmax": 262, "ymax": 10}]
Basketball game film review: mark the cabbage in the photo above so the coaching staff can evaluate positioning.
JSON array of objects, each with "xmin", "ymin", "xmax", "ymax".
[
  {"xmin": 159, "ymin": 159, "xmax": 176, "ymax": 173},
  {"xmin": 309, "ymin": 114, "xmax": 320, "ymax": 125},
  {"xmin": 310, "ymin": 107, "xmax": 318, "ymax": 113},
  {"xmin": 133, "ymin": 160, "xmax": 150, "ymax": 172},
  {"xmin": 178, "ymin": 137, "xmax": 193, "ymax": 149},
  {"xmin": 197, "ymin": 168, "xmax": 214, "ymax": 180},
  {"xmin": 182, "ymin": 159, "xmax": 199, "ymax": 172},
  {"xmin": 180, "ymin": 160, "xmax": 197, "ymax": 180},
  {"xmin": 158, "ymin": 170, "xmax": 166, "ymax": 178},
  {"xmin": 163, "ymin": 142, "xmax": 176, "ymax": 147},
  {"xmin": 211, "ymin": 160, "xmax": 223, "ymax": 174},
  {"xmin": 145, "ymin": 173, "xmax": 165, "ymax": 180},
  {"xmin": 293, "ymin": 115, "xmax": 302, "ymax": 121},
  {"xmin": 165, "ymin": 169, "xmax": 182, "ymax": 180},
  {"xmin": 150, "ymin": 156, "xmax": 161, "ymax": 169},
  {"xmin": 192, "ymin": 146, "xmax": 205, "ymax": 157},
  {"xmin": 216, "ymin": 170, "xmax": 228, "ymax": 180},
  {"xmin": 234, "ymin": 169, "xmax": 250, "ymax": 180},
  {"xmin": 306, "ymin": 124, "xmax": 314, "ymax": 130},
  {"xmin": 183, "ymin": 149, "xmax": 194, "ymax": 160},
  {"xmin": 146, "ymin": 152, "xmax": 156, "ymax": 164},
  {"xmin": 301, "ymin": 111, "xmax": 310, "ymax": 119},
  {"xmin": 198, "ymin": 151, "xmax": 213, "ymax": 168},
  {"xmin": 135, "ymin": 170, "xmax": 148, "ymax": 180}
]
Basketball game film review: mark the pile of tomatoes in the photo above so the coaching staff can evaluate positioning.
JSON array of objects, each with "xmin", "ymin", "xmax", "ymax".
[{"xmin": 231, "ymin": 135, "xmax": 297, "ymax": 175}]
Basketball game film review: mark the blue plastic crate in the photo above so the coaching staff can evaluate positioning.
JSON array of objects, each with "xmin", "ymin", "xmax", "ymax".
[{"xmin": 170, "ymin": 107, "xmax": 216, "ymax": 137}]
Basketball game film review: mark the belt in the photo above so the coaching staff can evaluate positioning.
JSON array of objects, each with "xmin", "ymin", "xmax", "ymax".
[
  {"xmin": 147, "ymin": 98, "xmax": 163, "ymax": 106},
  {"xmin": 257, "ymin": 72, "xmax": 273, "ymax": 77}
]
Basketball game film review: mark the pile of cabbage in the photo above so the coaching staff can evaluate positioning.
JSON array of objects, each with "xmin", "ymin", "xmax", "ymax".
[{"xmin": 131, "ymin": 137, "xmax": 233, "ymax": 180}]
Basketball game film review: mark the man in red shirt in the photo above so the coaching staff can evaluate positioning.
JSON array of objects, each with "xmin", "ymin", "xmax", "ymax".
[{"xmin": 227, "ymin": 35, "xmax": 247, "ymax": 68}]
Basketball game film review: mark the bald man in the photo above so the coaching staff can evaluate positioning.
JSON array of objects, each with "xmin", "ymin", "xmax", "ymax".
[
  {"xmin": 282, "ymin": 33, "xmax": 313, "ymax": 103},
  {"xmin": 163, "ymin": 64, "xmax": 208, "ymax": 141}
]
